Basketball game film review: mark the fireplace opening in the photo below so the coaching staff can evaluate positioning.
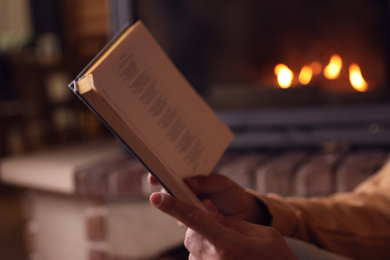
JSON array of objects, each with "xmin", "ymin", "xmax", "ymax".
[
  {"xmin": 113, "ymin": 0, "xmax": 390, "ymax": 109},
  {"xmin": 243, "ymin": 0, "xmax": 389, "ymax": 104}
]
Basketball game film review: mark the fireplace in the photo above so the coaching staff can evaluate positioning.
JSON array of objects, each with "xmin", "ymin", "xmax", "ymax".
[
  {"xmin": 244, "ymin": 1, "xmax": 389, "ymax": 94},
  {"xmin": 110, "ymin": 0, "xmax": 390, "ymax": 109},
  {"xmin": 109, "ymin": 0, "xmax": 390, "ymax": 149}
]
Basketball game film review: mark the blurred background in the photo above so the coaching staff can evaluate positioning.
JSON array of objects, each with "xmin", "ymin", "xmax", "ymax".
[
  {"xmin": 1, "ymin": 0, "xmax": 388, "ymax": 156},
  {"xmin": 0, "ymin": 0, "xmax": 389, "ymax": 259}
]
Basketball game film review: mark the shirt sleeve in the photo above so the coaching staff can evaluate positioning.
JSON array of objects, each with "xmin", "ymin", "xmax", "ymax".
[{"xmin": 249, "ymin": 159, "xmax": 390, "ymax": 260}]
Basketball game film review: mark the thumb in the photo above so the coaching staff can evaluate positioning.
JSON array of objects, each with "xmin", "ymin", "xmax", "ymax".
[
  {"xmin": 150, "ymin": 192, "xmax": 227, "ymax": 242},
  {"xmin": 219, "ymin": 216, "xmax": 278, "ymax": 239}
]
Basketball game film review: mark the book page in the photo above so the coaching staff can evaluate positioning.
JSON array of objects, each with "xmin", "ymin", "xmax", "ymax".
[{"xmin": 89, "ymin": 22, "xmax": 233, "ymax": 179}]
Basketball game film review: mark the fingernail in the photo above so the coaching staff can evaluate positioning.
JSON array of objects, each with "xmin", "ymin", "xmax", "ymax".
[{"xmin": 150, "ymin": 192, "xmax": 163, "ymax": 207}]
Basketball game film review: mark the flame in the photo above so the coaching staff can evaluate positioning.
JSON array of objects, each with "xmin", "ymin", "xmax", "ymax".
[
  {"xmin": 299, "ymin": 65, "xmax": 313, "ymax": 85},
  {"xmin": 310, "ymin": 61, "xmax": 322, "ymax": 75},
  {"xmin": 274, "ymin": 64, "xmax": 293, "ymax": 88},
  {"xmin": 349, "ymin": 64, "xmax": 368, "ymax": 92},
  {"xmin": 324, "ymin": 54, "xmax": 342, "ymax": 79}
]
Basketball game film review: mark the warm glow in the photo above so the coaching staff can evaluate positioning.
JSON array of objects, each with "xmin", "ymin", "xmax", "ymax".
[
  {"xmin": 310, "ymin": 61, "xmax": 322, "ymax": 75},
  {"xmin": 349, "ymin": 64, "xmax": 368, "ymax": 92},
  {"xmin": 299, "ymin": 65, "xmax": 313, "ymax": 85},
  {"xmin": 324, "ymin": 54, "xmax": 342, "ymax": 79},
  {"xmin": 274, "ymin": 64, "xmax": 293, "ymax": 88}
]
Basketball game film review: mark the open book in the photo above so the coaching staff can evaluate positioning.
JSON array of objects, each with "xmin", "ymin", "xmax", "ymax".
[{"xmin": 69, "ymin": 21, "xmax": 234, "ymax": 209}]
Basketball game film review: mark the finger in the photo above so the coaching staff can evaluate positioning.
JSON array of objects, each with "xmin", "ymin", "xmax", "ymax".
[
  {"xmin": 188, "ymin": 253, "xmax": 197, "ymax": 260},
  {"xmin": 184, "ymin": 174, "xmax": 234, "ymax": 195},
  {"xmin": 177, "ymin": 220, "xmax": 187, "ymax": 230},
  {"xmin": 185, "ymin": 228, "xmax": 203, "ymax": 256},
  {"xmin": 219, "ymin": 216, "xmax": 276, "ymax": 239},
  {"xmin": 185, "ymin": 228, "xmax": 216, "ymax": 259},
  {"xmin": 202, "ymin": 199, "xmax": 221, "ymax": 219},
  {"xmin": 147, "ymin": 173, "xmax": 160, "ymax": 185},
  {"xmin": 177, "ymin": 200, "xmax": 218, "ymax": 230},
  {"xmin": 150, "ymin": 192, "xmax": 226, "ymax": 243},
  {"xmin": 160, "ymin": 187, "xmax": 169, "ymax": 195}
]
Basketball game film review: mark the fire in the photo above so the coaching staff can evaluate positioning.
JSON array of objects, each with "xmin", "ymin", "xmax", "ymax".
[
  {"xmin": 274, "ymin": 64, "xmax": 293, "ymax": 88},
  {"xmin": 271, "ymin": 54, "xmax": 368, "ymax": 92},
  {"xmin": 324, "ymin": 54, "xmax": 342, "ymax": 80},
  {"xmin": 310, "ymin": 61, "xmax": 322, "ymax": 75},
  {"xmin": 349, "ymin": 64, "xmax": 368, "ymax": 92},
  {"xmin": 299, "ymin": 65, "xmax": 313, "ymax": 85}
]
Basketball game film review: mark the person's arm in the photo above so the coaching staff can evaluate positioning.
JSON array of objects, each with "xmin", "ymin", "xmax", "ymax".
[
  {"xmin": 149, "ymin": 160, "xmax": 390, "ymax": 259},
  {"xmin": 252, "ymin": 160, "xmax": 390, "ymax": 259},
  {"xmin": 149, "ymin": 191, "xmax": 298, "ymax": 260}
]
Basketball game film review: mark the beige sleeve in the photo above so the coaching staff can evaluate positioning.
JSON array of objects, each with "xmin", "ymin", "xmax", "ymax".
[{"xmin": 249, "ymin": 160, "xmax": 390, "ymax": 259}]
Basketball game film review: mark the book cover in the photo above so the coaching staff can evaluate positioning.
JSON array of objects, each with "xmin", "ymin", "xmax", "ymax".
[{"xmin": 69, "ymin": 20, "xmax": 234, "ymax": 209}]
